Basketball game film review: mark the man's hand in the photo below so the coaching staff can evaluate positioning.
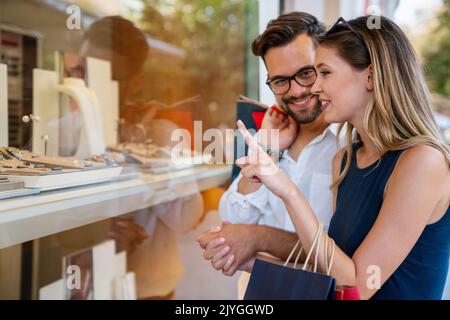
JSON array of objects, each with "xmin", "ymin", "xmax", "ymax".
[
  {"xmin": 216, "ymin": 224, "xmax": 262, "ymax": 276},
  {"xmin": 259, "ymin": 106, "xmax": 298, "ymax": 152},
  {"xmin": 239, "ymin": 95, "xmax": 297, "ymax": 151},
  {"xmin": 110, "ymin": 216, "xmax": 148, "ymax": 253}
]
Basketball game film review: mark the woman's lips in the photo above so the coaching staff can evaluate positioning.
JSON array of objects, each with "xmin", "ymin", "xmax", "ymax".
[{"xmin": 321, "ymin": 100, "xmax": 331, "ymax": 111}]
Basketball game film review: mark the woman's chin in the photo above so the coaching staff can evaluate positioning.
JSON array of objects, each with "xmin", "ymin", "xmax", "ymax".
[
  {"xmin": 323, "ymin": 109, "xmax": 337, "ymax": 123},
  {"xmin": 324, "ymin": 111, "xmax": 345, "ymax": 124}
]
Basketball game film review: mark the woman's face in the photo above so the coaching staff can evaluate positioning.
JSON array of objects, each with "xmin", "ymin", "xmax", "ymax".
[{"xmin": 311, "ymin": 46, "xmax": 372, "ymax": 125}]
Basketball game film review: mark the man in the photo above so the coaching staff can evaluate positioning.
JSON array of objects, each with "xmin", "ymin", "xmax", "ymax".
[{"xmin": 197, "ymin": 12, "xmax": 341, "ymax": 296}]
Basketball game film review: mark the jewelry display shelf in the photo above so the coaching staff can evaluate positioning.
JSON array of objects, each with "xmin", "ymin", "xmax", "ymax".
[{"xmin": 0, "ymin": 164, "xmax": 231, "ymax": 249}]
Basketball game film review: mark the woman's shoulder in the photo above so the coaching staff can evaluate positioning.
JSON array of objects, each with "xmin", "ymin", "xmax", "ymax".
[
  {"xmin": 399, "ymin": 144, "xmax": 449, "ymax": 171},
  {"xmin": 388, "ymin": 144, "xmax": 450, "ymax": 224},
  {"xmin": 392, "ymin": 144, "xmax": 449, "ymax": 189}
]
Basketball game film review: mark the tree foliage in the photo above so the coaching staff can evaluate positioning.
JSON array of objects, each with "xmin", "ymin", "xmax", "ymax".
[
  {"xmin": 423, "ymin": 0, "xmax": 450, "ymax": 98},
  {"xmin": 138, "ymin": 0, "xmax": 247, "ymax": 127}
]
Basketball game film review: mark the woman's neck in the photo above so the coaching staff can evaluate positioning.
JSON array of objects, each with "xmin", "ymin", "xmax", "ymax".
[{"xmin": 352, "ymin": 120, "xmax": 380, "ymax": 163}]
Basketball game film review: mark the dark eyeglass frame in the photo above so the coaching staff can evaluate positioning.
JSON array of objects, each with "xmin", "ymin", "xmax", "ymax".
[
  {"xmin": 326, "ymin": 17, "xmax": 368, "ymax": 53},
  {"xmin": 266, "ymin": 67, "xmax": 317, "ymax": 95}
]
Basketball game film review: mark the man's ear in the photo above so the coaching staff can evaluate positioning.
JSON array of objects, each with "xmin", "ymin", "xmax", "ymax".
[{"xmin": 366, "ymin": 64, "xmax": 374, "ymax": 91}]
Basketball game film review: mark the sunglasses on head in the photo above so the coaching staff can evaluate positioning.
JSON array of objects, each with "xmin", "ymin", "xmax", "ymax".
[{"xmin": 326, "ymin": 17, "xmax": 368, "ymax": 53}]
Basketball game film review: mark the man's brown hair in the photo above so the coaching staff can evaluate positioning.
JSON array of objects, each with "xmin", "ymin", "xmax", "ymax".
[{"xmin": 251, "ymin": 12, "xmax": 326, "ymax": 59}]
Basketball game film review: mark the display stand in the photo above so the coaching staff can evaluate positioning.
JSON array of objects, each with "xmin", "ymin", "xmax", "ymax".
[
  {"xmin": 86, "ymin": 57, "xmax": 119, "ymax": 147},
  {"xmin": 32, "ymin": 69, "xmax": 60, "ymax": 156},
  {"xmin": 0, "ymin": 64, "xmax": 8, "ymax": 147},
  {"xmin": 0, "ymin": 164, "xmax": 231, "ymax": 250}
]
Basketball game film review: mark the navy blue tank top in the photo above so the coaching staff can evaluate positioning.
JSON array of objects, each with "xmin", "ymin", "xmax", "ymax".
[{"xmin": 328, "ymin": 143, "xmax": 450, "ymax": 299}]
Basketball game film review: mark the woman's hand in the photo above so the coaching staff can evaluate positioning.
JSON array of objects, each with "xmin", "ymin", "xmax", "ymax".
[{"xmin": 236, "ymin": 120, "xmax": 296, "ymax": 199}]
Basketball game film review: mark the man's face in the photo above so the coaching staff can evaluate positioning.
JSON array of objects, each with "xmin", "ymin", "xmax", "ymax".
[{"xmin": 264, "ymin": 34, "xmax": 321, "ymax": 124}]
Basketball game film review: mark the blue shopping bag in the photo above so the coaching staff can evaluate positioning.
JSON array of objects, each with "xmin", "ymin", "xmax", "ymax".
[
  {"xmin": 244, "ymin": 222, "xmax": 336, "ymax": 300},
  {"xmin": 243, "ymin": 259, "xmax": 336, "ymax": 300}
]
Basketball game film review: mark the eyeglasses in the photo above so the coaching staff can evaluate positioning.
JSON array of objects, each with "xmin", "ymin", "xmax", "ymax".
[
  {"xmin": 266, "ymin": 68, "xmax": 317, "ymax": 95},
  {"xmin": 326, "ymin": 17, "xmax": 368, "ymax": 53}
]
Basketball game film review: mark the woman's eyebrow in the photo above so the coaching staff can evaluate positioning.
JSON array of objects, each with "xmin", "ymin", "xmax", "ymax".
[{"xmin": 316, "ymin": 62, "xmax": 329, "ymax": 69}]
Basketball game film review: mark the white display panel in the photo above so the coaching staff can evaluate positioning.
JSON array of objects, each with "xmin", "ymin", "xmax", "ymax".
[
  {"xmin": 86, "ymin": 57, "xmax": 119, "ymax": 147},
  {"xmin": 39, "ymin": 279, "xmax": 64, "ymax": 300},
  {"xmin": 32, "ymin": 68, "xmax": 59, "ymax": 155},
  {"xmin": 92, "ymin": 240, "xmax": 116, "ymax": 300},
  {"xmin": 0, "ymin": 64, "xmax": 8, "ymax": 147}
]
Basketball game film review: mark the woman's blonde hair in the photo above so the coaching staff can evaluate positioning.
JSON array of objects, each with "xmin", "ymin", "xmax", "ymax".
[{"xmin": 318, "ymin": 16, "xmax": 450, "ymax": 189}]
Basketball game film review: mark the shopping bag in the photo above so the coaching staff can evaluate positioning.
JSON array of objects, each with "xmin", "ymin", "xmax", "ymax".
[
  {"xmin": 335, "ymin": 286, "xmax": 361, "ymax": 300},
  {"xmin": 244, "ymin": 222, "xmax": 336, "ymax": 300}
]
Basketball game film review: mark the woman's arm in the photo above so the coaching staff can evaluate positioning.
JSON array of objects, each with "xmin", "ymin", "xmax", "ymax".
[{"xmin": 236, "ymin": 121, "xmax": 449, "ymax": 299}]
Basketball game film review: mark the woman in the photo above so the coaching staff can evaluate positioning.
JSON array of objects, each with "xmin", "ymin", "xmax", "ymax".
[{"xmin": 236, "ymin": 16, "xmax": 450, "ymax": 299}]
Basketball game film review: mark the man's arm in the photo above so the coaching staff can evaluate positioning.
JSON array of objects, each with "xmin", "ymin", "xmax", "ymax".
[
  {"xmin": 198, "ymin": 223, "xmax": 300, "ymax": 276},
  {"xmin": 258, "ymin": 225, "xmax": 299, "ymax": 262},
  {"xmin": 218, "ymin": 174, "xmax": 270, "ymax": 224}
]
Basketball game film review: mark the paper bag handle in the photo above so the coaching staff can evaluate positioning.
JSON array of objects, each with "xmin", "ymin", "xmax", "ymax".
[{"xmin": 283, "ymin": 222, "xmax": 335, "ymax": 276}]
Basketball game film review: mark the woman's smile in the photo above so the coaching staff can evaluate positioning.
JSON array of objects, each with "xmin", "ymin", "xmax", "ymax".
[{"xmin": 320, "ymin": 98, "xmax": 331, "ymax": 111}]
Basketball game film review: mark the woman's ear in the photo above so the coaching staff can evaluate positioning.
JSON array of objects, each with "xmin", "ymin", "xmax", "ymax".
[{"xmin": 366, "ymin": 65, "xmax": 374, "ymax": 91}]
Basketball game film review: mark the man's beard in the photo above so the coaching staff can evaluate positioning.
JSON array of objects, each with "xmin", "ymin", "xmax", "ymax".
[{"xmin": 281, "ymin": 94, "xmax": 322, "ymax": 124}]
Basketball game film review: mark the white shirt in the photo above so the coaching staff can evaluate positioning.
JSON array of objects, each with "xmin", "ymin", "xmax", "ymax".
[{"xmin": 219, "ymin": 124, "xmax": 342, "ymax": 232}]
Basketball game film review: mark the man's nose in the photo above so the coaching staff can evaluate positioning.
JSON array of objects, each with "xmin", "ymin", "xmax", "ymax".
[
  {"xmin": 287, "ymin": 79, "xmax": 309, "ymax": 97},
  {"xmin": 311, "ymin": 77, "xmax": 321, "ymax": 95}
]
